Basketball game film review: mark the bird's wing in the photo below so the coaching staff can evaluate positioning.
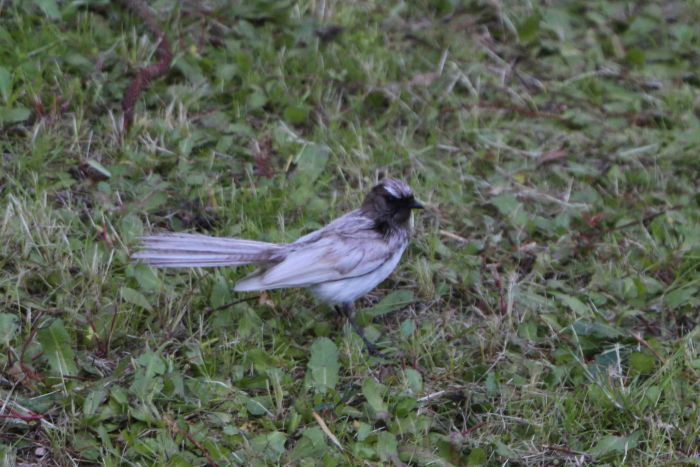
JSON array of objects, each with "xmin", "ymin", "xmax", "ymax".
[{"xmin": 234, "ymin": 230, "xmax": 392, "ymax": 291}]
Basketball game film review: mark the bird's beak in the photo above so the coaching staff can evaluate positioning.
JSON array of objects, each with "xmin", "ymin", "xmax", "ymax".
[{"xmin": 410, "ymin": 199, "xmax": 424, "ymax": 210}]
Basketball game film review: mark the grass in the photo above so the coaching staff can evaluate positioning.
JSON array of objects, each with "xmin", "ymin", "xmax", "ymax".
[{"xmin": 1, "ymin": 0, "xmax": 699, "ymax": 464}]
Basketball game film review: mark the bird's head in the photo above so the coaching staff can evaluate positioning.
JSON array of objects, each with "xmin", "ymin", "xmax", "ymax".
[{"xmin": 361, "ymin": 178, "xmax": 423, "ymax": 230}]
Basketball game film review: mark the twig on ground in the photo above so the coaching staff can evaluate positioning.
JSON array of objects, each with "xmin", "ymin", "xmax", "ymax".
[
  {"xmin": 117, "ymin": 0, "xmax": 173, "ymax": 132},
  {"xmin": 164, "ymin": 415, "xmax": 218, "ymax": 466},
  {"xmin": 204, "ymin": 296, "xmax": 259, "ymax": 315},
  {"xmin": 595, "ymin": 203, "xmax": 685, "ymax": 237}
]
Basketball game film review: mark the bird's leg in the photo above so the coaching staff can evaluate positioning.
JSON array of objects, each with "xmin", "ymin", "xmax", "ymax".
[{"xmin": 337, "ymin": 303, "xmax": 382, "ymax": 356}]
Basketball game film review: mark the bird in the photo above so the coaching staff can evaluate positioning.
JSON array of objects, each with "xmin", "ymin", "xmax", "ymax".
[{"xmin": 132, "ymin": 178, "xmax": 424, "ymax": 354}]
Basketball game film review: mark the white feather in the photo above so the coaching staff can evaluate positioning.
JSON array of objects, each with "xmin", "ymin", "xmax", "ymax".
[
  {"xmin": 309, "ymin": 243, "xmax": 407, "ymax": 304},
  {"xmin": 133, "ymin": 233, "xmax": 280, "ymax": 268},
  {"xmin": 234, "ymin": 235, "xmax": 387, "ymax": 291}
]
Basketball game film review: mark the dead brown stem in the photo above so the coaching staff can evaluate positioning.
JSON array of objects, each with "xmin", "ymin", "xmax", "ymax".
[{"xmin": 117, "ymin": 0, "xmax": 173, "ymax": 132}]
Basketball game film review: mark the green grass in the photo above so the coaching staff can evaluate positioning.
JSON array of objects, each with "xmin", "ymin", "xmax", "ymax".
[{"xmin": 1, "ymin": 0, "xmax": 699, "ymax": 464}]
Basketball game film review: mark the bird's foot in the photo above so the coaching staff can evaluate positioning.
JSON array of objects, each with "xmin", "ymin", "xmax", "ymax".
[{"xmin": 336, "ymin": 304, "xmax": 390, "ymax": 359}]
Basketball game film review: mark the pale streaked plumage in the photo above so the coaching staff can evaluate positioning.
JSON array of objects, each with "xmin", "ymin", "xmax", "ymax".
[{"xmin": 132, "ymin": 178, "xmax": 423, "ymax": 353}]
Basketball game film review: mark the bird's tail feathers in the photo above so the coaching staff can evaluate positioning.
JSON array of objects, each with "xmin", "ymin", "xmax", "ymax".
[{"xmin": 133, "ymin": 233, "xmax": 281, "ymax": 268}]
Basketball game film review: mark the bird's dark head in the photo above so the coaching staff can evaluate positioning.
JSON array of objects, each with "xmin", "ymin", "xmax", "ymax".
[{"xmin": 361, "ymin": 179, "xmax": 423, "ymax": 230}]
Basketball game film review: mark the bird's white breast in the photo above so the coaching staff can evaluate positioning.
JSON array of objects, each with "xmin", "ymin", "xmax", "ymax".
[{"xmin": 309, "ymin": 243, "xmax": 407, "ymax": 304}]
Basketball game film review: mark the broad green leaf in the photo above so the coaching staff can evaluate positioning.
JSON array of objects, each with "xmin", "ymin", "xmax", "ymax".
[
  {"xmin": 37, "ymin": 319, "xmax": 78, "ymax": 376},
  {"xmin": 244, "ymin": 348, "xmax": 276, "ymax": 373},
  {"xmin": 362, "ymin": 378, "xmax": 389, "ymax": 421},
  {"xmin": 178, "ymin": 136, "xmax": 193, "ymax": 157},
  {"xmin": 283, "ymin": 104, "xmax": 310, "ymax": 125},
  {"xmin": 216, "ymin": 63, "xmax": 238, "ymax": 83},
  {"xmin": 120, "ymin": 287, "xmax": 153, "ymax": 312},
  {"xmin": 485, "ymin": 371, "xmax": 499, "ymax": 396},
  {"xmin": 210, "ymin": 277, "xmax": 232, "ymax": 309},
  {"xmin": 555, "ymin": 293, "xmax": 589, "ymax": 315},
  {"xmin": 33, "ymin": 0, "xmax": 61, "ymax": 19},
  {"xmin": 111, "ymin": 386, "xmax": 128, "ymax": 405},
  {"xmin": 665, "ymin": 286, "xmax": 697, "ymax": 309},
  {"xmin": 518, "ymin": 13, "xmax": 541, "ymax": 43},
  {"xmin": 83, "ymin": 389, "xmax": 107, "ymax": 417},
  {"xmin": 120, "ymin": 214, "xmax": 144, "ymax": 241},
  {"xmin": 250, "ymin": 431, "xmax": 287, "ymax": 461},
  {"xmin": 293, "ymin": 144, "xmax": 329, "ymax": 186},
  {"xmin": 491, "ymin": 193, "xmax": 528, "ymax": 226},
  {"xmin": 0, "ymin": 106, "xmax": 31, "ymax": 124},
  {"xmin": 589, "ymin": 433, "xmax": 640, "ymax": 459},
  {"xmin": 0, "ymin": 67, "xmax": 10, "ymax": 102},
  {"xmin": 491, "ymin": 193, "xmax": 519, "ymax": 216},
  {"xmin": 518, "ymin": 321, "xmax": 538, "ymax": 340},
  {"xmin": 185, "ymin": 344, "xmax": 204, "ymax": 366},
  {"xmin": 403, "ymin": 368, "xmax": 423, "ymax": 393},
  {"xmin": 131, "ymin": 266, "xmax": 161, "ymax": 293},
  {"xmin": 365, "ymin": 290, "xmax": 413, "ymax": 318},
  {"xmin": 645, "ymin": 386, "xmax": 661, "ymax": 403},
  {"xmin": 136, "ymin": 351, "xmax": 166, "ymax": 378},
  {"xmin": 590, "ymin": 349, "xmax": 621, "ymax": 377},
  {"xmin": 393, "ymin": 396, "xmax": 417, "ymax": 417},
  {"xmin": 571, "ymin": 321, "xmax": 621, "ymax": 339},
  {"xmin": 376, "ymin": 432, "xmax": 398, "ymax": 461},
  {"xmin": 0, "ymin": 313, "xmax": 19, "ymax": 346},
  {"xmin": 142, "ymin": 191, "xmax": 168, "ymax": 212},
  {"xmin": 399, "ymin": 318, "xmax": 415, "ymax": 338},
  {"xmin": 65, "ymin": 53, "xmax": 91, "ymax": 69},
  {"xmin": 356, "ymin": 422, "xmax": 372, "ymax": 441},
  {"xmin": 173, "ymin": 58, "xmax": 204, "ymax": 84},
  {"xmin": 307, "ymin": 337, "xmax": 339, "ymax": 394},
  {"xmin": 286, "ymin": 409, "xmax": 302, "ymax": 434},
  {"xmin": 628, "ymin": 352, "xmax": 655, "ymax": 375},
  {"xmin": 468, "ymin": 447, "xmax": 488, "ymax": 465},
  {"xmin": 128, "ymin": 352, "xmax": 167, "ymax": 399},
  {"xmin": 247, "ymin": 90, "xmax": 267, "ymax": 109},
  {"xmin": 625, "ymin": 48, "xmax": 645, "ymax": 67},
  {"xmin": 245, "ymin": 396, "xmax": 272, "ymax": 416},
  {"xmin": 288, "ymin": 427, "xmax": 327, "ymax": 461},
  {"xmin": 494, "ymin": 439, "xmax": 519, "ymax": 460}
]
